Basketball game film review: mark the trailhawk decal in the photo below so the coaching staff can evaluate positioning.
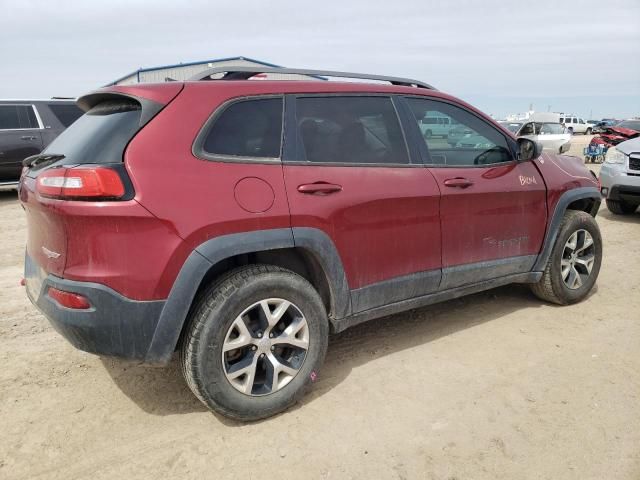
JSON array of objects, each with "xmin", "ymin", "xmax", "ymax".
[{"xmin": 483, "ymin": 236, "xmax": 529, "ymax": 248}]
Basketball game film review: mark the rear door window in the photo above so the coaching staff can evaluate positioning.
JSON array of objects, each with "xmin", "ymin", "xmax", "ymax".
[
  {"xmin": 201, "ymin": 97, "xmax": 283, "ymax": 159},
  {"xmin": 294, "ymin": 96, "xmax": 409, "ymax": 165},
  {"xmin": 48, "ymin": 103, "xmax": 83, "ymax": 127},
  {"xmin": 0, "ymin": 105, "xmax": 39, "ymax": 130},
  {"xmin": 40, "ymin": 99, "xmax": 142, "ymax": 165}
]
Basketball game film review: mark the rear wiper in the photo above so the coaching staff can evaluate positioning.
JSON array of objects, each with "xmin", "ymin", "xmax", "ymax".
[{"xmin": 23, "ymin": 153, "xmax": 65, "ymax": 168}]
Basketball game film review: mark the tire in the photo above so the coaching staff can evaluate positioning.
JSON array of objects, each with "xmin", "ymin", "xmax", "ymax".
[
  {"xmin": 568, "ymin": 127, "xmax": 574, "ymax": 135},
  {"xmin": 606, "ymin": 199, "xmax": 638, "ymax": 215},
  {"xmin": 530, "ymin": 210, "xmax": 602, "ymax": 305},
  {"xmin": 585, "ymin": 128, "xmax": 592, "ymax": 135},
  {"xmin": 180, "ymin": 264, "xmax": 329, "ymax": 421}
]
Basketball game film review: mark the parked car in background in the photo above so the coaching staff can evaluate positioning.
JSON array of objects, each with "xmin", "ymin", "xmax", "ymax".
[
  {"xmin": 0, "ymin": 99, "xmax": 82, "ymax": 189},
  {"xmin": 589, "ymin": 119, "xmax": 640, "ymax": 148},
  {"xmin": 499, "ymin": 121, "xmax": 571, "ymax": 153},
  {"xmin": 418, "ymin": 112, "xmax": 454, "ymax": 138},
  {"xmin": 592, "ymin": 119, "xmax": 619, "ymax": 134},
  {"xmin": 559, "ymin": 115, "xmax": 592, "ymax": 135},
  {"xmin": 20, "ymin": 67, "xmax": 602, "ymax": 421},
  {"xmin": 599, "ymin": 136, "xmax": 640, "ymax": 214},
  {"xmin": 585, "ymin": 119, "xmax": 640, "ymax": 163}
]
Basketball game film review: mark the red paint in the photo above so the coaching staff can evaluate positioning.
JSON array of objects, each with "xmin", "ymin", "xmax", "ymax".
[
  {"xmin": 20, "ymin": 79, "xmax": 600, "ymax": 302},
  {"xmin": 429, "ymin": 163, "xmax": 547, "ymax": 266},
  {"xmin": 284, "ymin": 164, "xmax": 441, "ymax": 288}
]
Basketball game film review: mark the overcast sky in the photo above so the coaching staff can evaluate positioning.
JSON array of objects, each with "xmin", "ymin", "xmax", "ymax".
[{"xmin": 2, "ymin": 0, "xmax": 639, "ymax": 119}]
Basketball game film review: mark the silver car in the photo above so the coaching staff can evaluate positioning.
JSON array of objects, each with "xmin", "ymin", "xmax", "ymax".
[
  {"xmin": 599, "ymin": 136, "xmax": 640, "ymax": 215},
  {"xmin": 500, "ymin": 121, "xmax": 571, "ymax": 154}
]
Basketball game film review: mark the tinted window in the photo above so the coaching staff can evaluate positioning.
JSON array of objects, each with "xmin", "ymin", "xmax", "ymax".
[
  {"xmin": 41, "ymin": 100, "xmax": 141, "ymax": 165},
  {"xmin": 579, "ymin": 118, "xmax": 584, "ymax": 124},
  {"xmin": 406, "ymin": 98, "xmax": 512, "ymax": 166},
  {"xmin": 295, "ymin": 96, "xmax": 408, "ymax": 164},
  {"xmin": 0, "ymin": 105, "xmax": 39, "ymax": 129},
  {"xmin": 203, "ymin": 98, "xmax": 283, "ymax": 158},
  {"xmin": 48, "ymin": 103, "xmax": 83, "ymax": 127}
]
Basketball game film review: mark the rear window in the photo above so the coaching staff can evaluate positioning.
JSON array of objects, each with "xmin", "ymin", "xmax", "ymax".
[
  {"xmin": 42, "ymin": 100, "xmax": 141, "ymax": 165},
  {"xmin": 48, "ymin": 103, "xmax": 83, "ymax": 127},
  {"xmin": 202, "ymin": 98, "xmax": 283, "ymax": 158},
  {"xmin": 0, "ymin": 105, "xmax": 39, "ymax": 130}
]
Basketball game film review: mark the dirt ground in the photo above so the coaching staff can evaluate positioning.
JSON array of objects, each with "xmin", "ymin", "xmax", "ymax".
[{"xmin": 1, "ymin": 136, "xmax": 639, "ymax": 479}]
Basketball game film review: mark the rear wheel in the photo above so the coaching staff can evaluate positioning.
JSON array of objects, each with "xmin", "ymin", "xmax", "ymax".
[
  {"xmin": 531, "ymin": 210, "xmax": 602, "ymax": 305},
  {"xmin": 180, "ymin": 265, "xmax": 329, "ymax": 421},
  {"xmin": 568, "ymin": 127, "xmax": 574, "ymax": 135},
  {"xmin": 606, "ymin": 199, "xmax": 638, "ymax": 215},
  {"xmin": 586, "ymin": 127, "xmax": 592, "ymax": 135}
]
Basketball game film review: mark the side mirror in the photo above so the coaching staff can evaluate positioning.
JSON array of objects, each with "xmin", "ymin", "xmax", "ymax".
[{"xmin": 517, "ymin": 138, "xmax": 542, "ymax": 161}]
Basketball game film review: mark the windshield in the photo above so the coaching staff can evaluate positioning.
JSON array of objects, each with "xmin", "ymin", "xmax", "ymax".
[
  {"xmin": 42, "ymin": 100, "xmax": 142, "ymax": 166},
  {"xmin": 616, "ymin": 120, "xmax": 640, "ymax": 132},
  {"xmin": 501, "ymin": 122, "xmax": 522, "ymax": 133}
]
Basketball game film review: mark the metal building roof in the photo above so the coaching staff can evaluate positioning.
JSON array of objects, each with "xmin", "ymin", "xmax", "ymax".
[{"xmin": 107, "ymin": 56, "xmax": 284, "ymax": 86}]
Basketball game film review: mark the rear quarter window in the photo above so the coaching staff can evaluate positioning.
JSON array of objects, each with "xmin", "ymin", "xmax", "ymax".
[
  {"xmin": 41, "ymin": 100, "xmax": 142, "ymax": 165},
  {"xmin": 199, "ymin": 97, "xmax": 283, "ymax": 159}
]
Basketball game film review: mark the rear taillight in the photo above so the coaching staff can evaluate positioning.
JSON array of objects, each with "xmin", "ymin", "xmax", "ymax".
[
  {"xmin": 37, "ymin": 167, "xmax": 125, "ymax": 200},
  {"xmin": 48, "ymin": 287, "xmax": 91, "ymax": 310}
]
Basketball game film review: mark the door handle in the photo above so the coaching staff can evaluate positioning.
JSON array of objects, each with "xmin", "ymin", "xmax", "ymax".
[
  {"xmin": 21, "ymin": 136, "xmax": 37, "ymax": 141},
  {"xmin": 297, "ymin": 182, "xmax": 342, "ymax": 195},
  {"xmin": 443, "ymin": 177, "xmax": 474, "ymax": 188}
]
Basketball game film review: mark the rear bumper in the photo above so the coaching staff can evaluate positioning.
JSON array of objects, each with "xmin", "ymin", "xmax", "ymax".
[{"xmin": 25, "ymin": 253, "xmax": 166, "ymax": 361}]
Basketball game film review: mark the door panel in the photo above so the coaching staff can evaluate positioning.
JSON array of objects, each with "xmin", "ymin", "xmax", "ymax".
[
  {"xmin": 0, "ymin": 131, "xmax": 42, "ymax": 182},
  {"xmin": 402, "ymin": 96, "xmax": 547, "ymax": 288},
  {"xmin": 429, "ymin": 162, "xmax": 546, "ymax": 283},
  {"xmin": 283, "ymin": 95, "xmax": 442, "ymax": 312},
  {"xmin": 284, "ymin": 164, "xmax": 441, "ymax": 290}
]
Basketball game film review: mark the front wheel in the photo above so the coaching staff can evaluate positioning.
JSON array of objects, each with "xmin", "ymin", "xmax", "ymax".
[
  {"xmin": 530, "ymin": 210, "xmax": 602, "ymax": 305},
  {"xmin": 180, "ymin": 265, "xmax": 329, "ymax": 421},
  {"xmin": 585, "ymin": 128, "xmax": 592, "ymax": 135}
]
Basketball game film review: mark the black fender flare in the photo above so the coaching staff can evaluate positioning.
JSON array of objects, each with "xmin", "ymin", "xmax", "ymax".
[
  {"xmin": 533, "ymin": 186, "xmax": 601, "ymax": 272},
  {"xmin": 145, "ymin": 227, "xmax": 350, "ymax": 364}
]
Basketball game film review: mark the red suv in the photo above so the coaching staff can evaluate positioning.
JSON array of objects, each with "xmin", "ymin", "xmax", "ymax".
[{"xmin": 20, "ymin": 67, "xmax": 603, "ymax": 420}]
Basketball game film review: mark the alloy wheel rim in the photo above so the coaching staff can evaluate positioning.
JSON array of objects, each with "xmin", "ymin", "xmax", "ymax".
[
  {"xmin": 222, "ymin": 298, "xmax": 309, "ymax": 396},
  {"xmin": 561, "ymin": 229, "xmax": 595, "ymax": 290}
]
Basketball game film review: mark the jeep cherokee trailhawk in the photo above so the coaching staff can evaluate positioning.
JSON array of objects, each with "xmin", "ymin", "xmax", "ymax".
[{"xmin": 20, "ymin": 67, "xmax": 603, "ymax": 420}]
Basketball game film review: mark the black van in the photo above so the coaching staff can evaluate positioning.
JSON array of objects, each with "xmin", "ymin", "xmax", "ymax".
[{"xmin": 0, "ymin": 99, "xmax": 82, "ymax": 188}]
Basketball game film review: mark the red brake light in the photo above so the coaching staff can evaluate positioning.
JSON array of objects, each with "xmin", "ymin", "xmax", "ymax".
[
  {"xmin": 48, "ymin": 287, "xmax": 91, "ymax": 310},
  {"xmin": 37, "ymin": 167, "xmax": 125, "ymax": 200}
]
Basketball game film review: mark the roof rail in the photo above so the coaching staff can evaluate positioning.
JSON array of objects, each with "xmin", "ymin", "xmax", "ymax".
[{"xmin": 188, "ymin": 66, "xmax": 436, "ymax": 90}]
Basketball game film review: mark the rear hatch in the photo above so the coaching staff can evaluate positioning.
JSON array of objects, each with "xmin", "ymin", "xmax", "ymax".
[{"xmin": 20, "ymin": 83, "xmax": 183, "ymax": 278}]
